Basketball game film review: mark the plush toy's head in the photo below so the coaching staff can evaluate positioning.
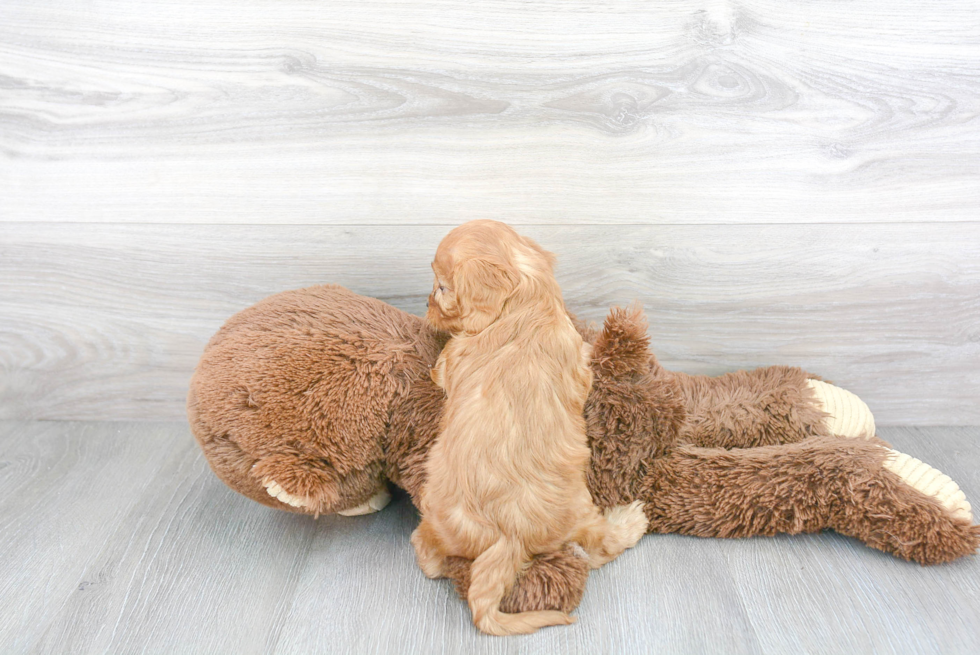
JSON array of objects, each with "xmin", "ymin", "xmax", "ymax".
[{"xmin": 188, "ymin": 286, "xmax": 445, "ymax": 517}]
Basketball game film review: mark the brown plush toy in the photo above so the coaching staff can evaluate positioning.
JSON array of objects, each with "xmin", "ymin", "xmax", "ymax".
[{"xmin": 188, "ymin": 285, "xmax": 979, "ymax": 614}]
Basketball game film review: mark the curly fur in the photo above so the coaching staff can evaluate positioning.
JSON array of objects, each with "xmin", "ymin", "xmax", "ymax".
[{"xmin": 415, "ymin": 220, "xmax": 644, "ymax": 635}]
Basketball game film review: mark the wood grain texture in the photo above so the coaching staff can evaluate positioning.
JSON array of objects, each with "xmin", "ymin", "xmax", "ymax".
[
  {"xmin": 2, "ymin": 421, "xmax": 979, "ymax": 654},
  {"xmin": 0, "ymin": 422, "xmax": 207, "ymax": 652},
  {"xmin": 1, "ymin": 0, "xmax": 978, "ymax": 224},
  {"xmin": 2, "ymin": 222, "xmax": 978, "ymax": 424}
]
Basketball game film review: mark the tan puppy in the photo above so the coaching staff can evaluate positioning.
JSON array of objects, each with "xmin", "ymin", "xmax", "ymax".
[{"xmin": 412, "ymin": 220, "xmax": 648, "ymax": 636}]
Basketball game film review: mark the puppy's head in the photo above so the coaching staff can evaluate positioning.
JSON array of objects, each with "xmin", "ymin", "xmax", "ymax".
[{"xmin": 426, "ymin": 220, "xmax": 524, "ymax": 335}]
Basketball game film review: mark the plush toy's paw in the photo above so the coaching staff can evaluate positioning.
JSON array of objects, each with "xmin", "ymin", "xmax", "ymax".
[
  {"xmin": 806, "ymin": 379, "xmax": 876, "ymax": 439},
  {"xmin": 883, "ymin": 450, "xmax": 973, "ymax": 523},
  {"xmin": 262, "ymin": 478, "xmax": 314, "ymax": 509},
  {"xmin": 337, "ymin": 488, "xmax": 392, "ymax": 516},
  {"xmin": 604, "ymin": 500, "xmax": 649, "ymax": 549}
]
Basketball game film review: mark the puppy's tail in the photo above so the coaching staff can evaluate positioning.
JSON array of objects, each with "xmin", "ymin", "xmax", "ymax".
[{"xmin": 468, "ymin": 536, "xmax": 575, "ymax": 636}]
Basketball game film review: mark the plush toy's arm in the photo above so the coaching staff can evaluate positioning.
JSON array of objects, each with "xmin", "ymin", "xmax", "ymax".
[
  {"xmin": 640, "ymin": 436, "xmax": 978, "ymax": 564},
  {"xmin": 669, "ymin": 367, "xmax": 875, "ymax": 449}
]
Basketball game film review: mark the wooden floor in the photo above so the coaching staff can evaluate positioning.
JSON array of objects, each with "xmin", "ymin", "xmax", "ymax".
[{"xmin": 2, "ymin": 421, "xmax": 979, "ymax": 654}]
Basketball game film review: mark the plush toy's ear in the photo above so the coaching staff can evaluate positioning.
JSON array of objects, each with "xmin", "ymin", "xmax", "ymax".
[{"xmin": 453, "ymin": 257, "xmax": 519, "ymax": 330}]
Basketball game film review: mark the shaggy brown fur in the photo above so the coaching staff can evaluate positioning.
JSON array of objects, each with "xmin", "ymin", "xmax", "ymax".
[
  {"xmin": 188, "ymin": 286, "xmax": 440, "ymax": 516},
  {"xmin": 672, "ymin": 367, "xmax": 833, "ymax": 448},
  {"xmin": 188, "ymin": 285, "xmax": 980, "ymax": 616},
  {"xmin": 582, "ymin": 304, "xmax": 686, "ymax": 510},
  {"xmin": 642, "ymin": 436, "xmax": 980, "ymax": 564}
]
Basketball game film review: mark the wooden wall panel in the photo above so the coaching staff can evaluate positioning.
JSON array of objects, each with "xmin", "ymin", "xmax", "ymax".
[
  {"xmin": 1, "ymin": 0, "xmax": 978, "ymax": 225},
  {"xmin": 2, "ymin": 223, "xmax": 977, "ymax": 423},
  {"xmin": 1, "ymin": 0, "xmax": 978, "ymax": 423}
]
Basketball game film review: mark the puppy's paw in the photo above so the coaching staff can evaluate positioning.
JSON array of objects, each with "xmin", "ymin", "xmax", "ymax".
[
  {"xmin": 337, "ymin": 488, "xmax": 392, "ymax": 516},
  {"xmin": 807, "ymin": 379, "xmax": 876, "ymax": 439},
  {"xmin": 262, "ymin": 478, "xmax": 314, "ymax": 509},
  {"xmin": 411, "ymin": 525, "xmax": 446, "ymax": 579},
  {"xmin": 883, "ymin": 450, "xmax": 972, "ymax": 523},
  {"xmin": 604, "ymin": 500, "xmax": 649, "ymax": 548}
]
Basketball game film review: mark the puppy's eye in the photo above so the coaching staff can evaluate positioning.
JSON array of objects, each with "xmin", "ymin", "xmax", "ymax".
[{"xmin": 438, "ymin": 285, "xmax": 447, "ymax": 293}]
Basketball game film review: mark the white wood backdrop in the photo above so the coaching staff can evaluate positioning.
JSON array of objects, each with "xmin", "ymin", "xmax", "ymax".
[{"xmin": 1, "ymin": 0, "xmax": 978, "ymax": 423}]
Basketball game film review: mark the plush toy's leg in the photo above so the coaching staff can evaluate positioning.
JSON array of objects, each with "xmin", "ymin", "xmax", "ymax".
[
  {"xmin": 670, "ymin": 368, "xmax": 881, "ymax": 447},
  {"xmin": 442, "ymin": 544, "xmax": 590, "ymax": 614},
  {"xmin": 882, "ymin": 450, "xmax": 972, "ymax": 522},
  {"xmin": 805, "ymin": 379, "xmax": 876, "ymax": 439},
  {"xmin": 641, "ymin": 437, "xmax": 980, "ymax": 564},
  {"xmin": 670, "ymin": 367, "xmax": 833, "ymax": 448}
]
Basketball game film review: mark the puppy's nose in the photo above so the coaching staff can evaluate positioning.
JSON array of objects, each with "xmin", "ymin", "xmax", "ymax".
[{"xmin": 425, "ymin": 299, "xmax": 429, "ymax": 308}]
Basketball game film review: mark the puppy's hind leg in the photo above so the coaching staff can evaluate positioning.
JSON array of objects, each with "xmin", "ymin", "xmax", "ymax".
[
  {"xmin": 411, "ymin": 519, "xmax": 449, "ymax": 579},
  {"xmin": 574, "ymin": 501, "xmax": 648, "ymax": 569}
]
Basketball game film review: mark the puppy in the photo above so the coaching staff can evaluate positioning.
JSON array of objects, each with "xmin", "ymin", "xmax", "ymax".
[{"xmin": 412, "ymin": 220, "xmax": 648, "ymax": 636}]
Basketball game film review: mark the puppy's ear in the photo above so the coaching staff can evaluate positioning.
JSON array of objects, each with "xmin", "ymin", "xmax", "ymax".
[
  {"xmin": 430, "ymin": 352, "xmax": 448, "ymax": 389},
  {"xmin": 454, "ymin": 257, "xmax": 519, "ymax": 324}
]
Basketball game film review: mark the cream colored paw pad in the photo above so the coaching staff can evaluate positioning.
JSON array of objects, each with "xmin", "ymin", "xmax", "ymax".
[
  {"xmin": 806, "ymin": 379, "xmax": 876, "ymax": 439},
  {"xmin": 884, "ymin": 450, "xmax": 972, "ymax": 523},
  {"xmin": 337, "ymin": 488, "xmax": 392, "ymax": 516},
  {"xmin": 263, "ymin": 479, "xmax": 313, "ymax": 509}
]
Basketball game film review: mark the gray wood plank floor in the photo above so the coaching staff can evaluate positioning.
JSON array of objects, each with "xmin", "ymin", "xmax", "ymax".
[{"xmin": 2, "ymin": 421, "xmax": 979, "ymax": 654}]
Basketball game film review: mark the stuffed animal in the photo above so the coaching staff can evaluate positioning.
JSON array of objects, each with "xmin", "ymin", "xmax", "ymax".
[{"xmin": 188, "ymin": 285, "xmax": 979, "ymax": 614}]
